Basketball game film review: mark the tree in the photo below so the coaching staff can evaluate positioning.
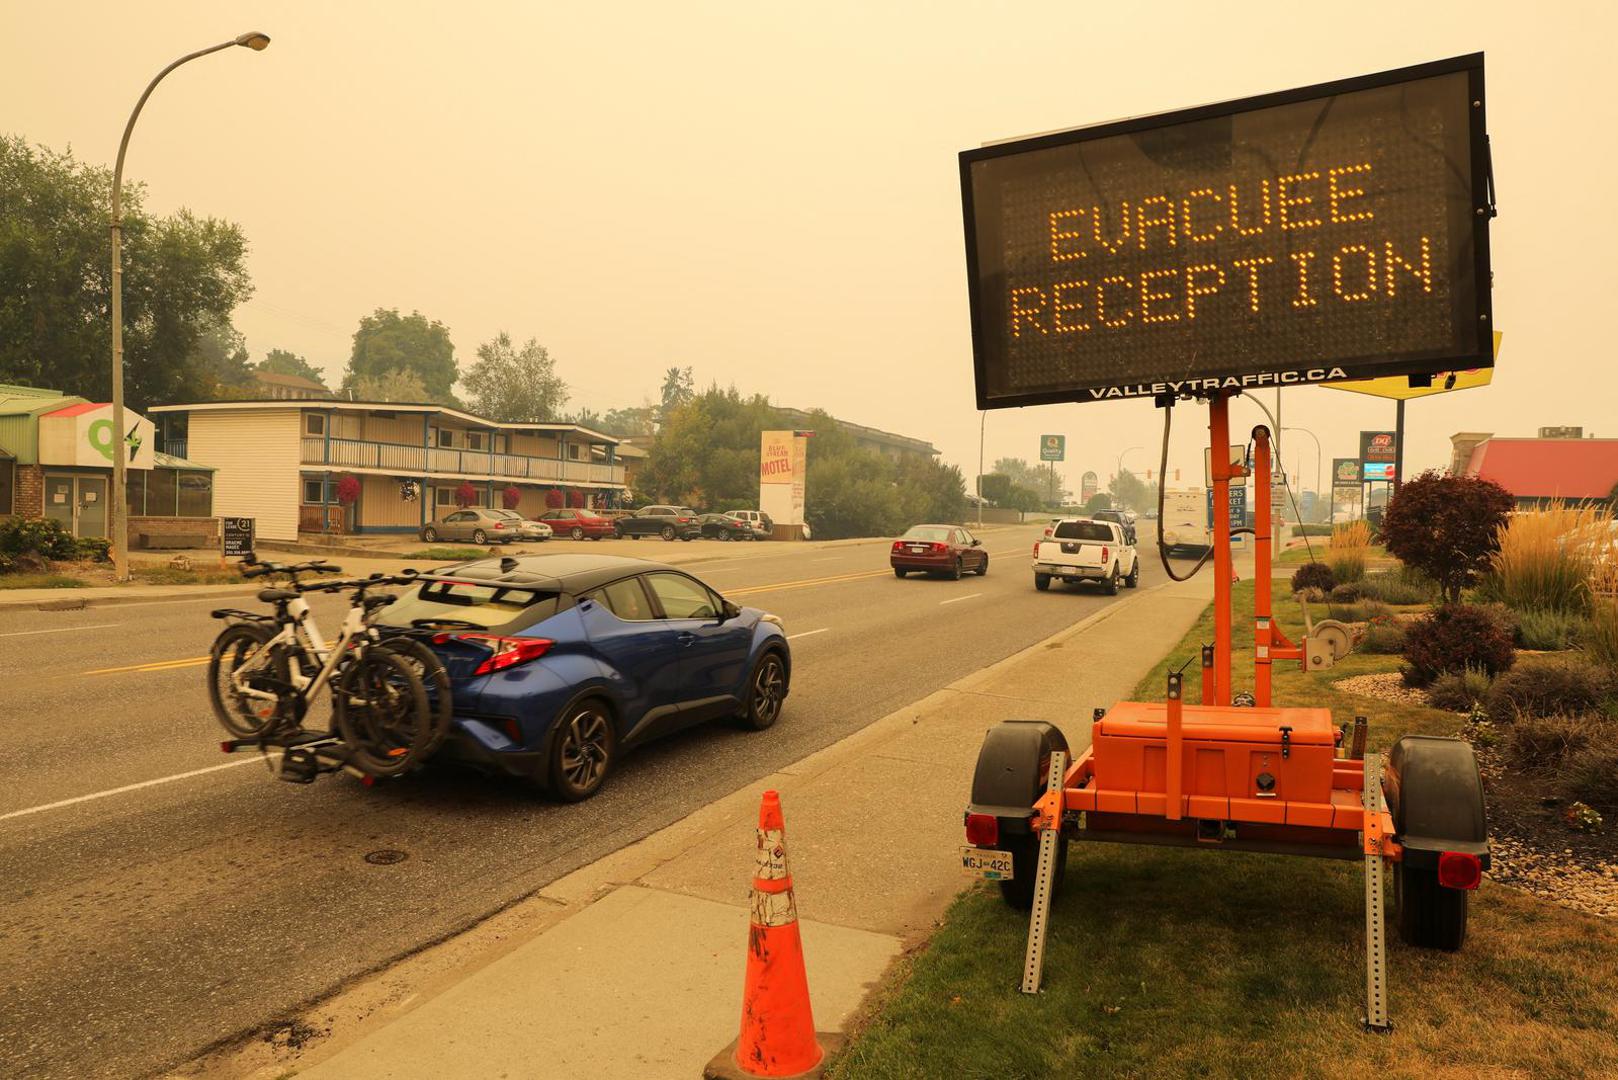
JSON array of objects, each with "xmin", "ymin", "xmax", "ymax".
[
  {"xmin": 187, "ymin": 318, "xmax": 254, "ymax": 399},
  {"xmin": 0, "ymin": 136, "xmax": 253, "ymax": 407},
  {"xmin": 343, "ymin": 308, "xmax": 457, "ymax": 403},
  {"xmin": 571, "ymin": 407, "xmax": 602, "ymax": 428},
  {"xmin": 993, "ymin": 457, "xmax": 1069, "ymax": 505},
  {"xmin": 636, "ymin": 385, "xmax": 777, "ymax": 507},
  {"xmin": 350, "ymin": 367, "xmax": 427, "ymax": 403},
  {"xmin": 659, "ymin": 366, "xmax": 694, "ymax": 425},
  {"xmin": 599, "ymin": 404, "xmax": 658, "ymax": 437},
  {"xmin": 1380, "ymin": 470, "xmax": 1515, "ymax": 603},
  {"xmin": 1107, "ymin": 470, "xmax": 1158, "ymax": 514},
  {"xmin": 258, "ymin": 348, "xmax": 326, "ymax": 388},
  {"xmin": 1084, "ymin": 492, "xmax": 1112, "ymax": 513},
  {"xmin": 463, "ymin": 332, "xmax": 568, "ymax": 422}
]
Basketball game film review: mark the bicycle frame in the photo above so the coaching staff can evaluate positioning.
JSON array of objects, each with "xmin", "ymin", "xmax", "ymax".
[{"xmin": 231, "ymin": 595, "xmax": 370, "ymax": 709}]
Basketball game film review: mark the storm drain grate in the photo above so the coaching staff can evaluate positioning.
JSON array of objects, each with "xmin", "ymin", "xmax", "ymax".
[{"xmin": 364, "ymin": 849, "xmax": 409, "ymax": 865}]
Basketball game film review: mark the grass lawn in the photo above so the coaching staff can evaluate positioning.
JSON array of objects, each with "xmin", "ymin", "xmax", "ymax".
[
  {"xmin": 1277, "ymin": 542, "xmax": 1390, "ymax": 566},
  {"xmin": 0, "ymin": 572, "xmax": 86, "ymax": 589},
  {"xmin": 133, "ymin": 564, "xmax": 249, "ymax": 585},
  {"xmin": 830, "ymin": 581, "xmax": 1618, "ymax": 1080},
  {"xmin": 404, "ymin": 546, "xmax": 488, "ymax": 561}
]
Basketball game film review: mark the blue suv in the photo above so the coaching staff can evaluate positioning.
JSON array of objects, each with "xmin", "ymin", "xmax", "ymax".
[{"xmin": 380, "ymin": 554, "xmax": 790, "ymax": 800}]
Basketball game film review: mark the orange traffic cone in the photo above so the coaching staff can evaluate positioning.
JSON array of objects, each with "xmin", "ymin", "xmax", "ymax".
[{"xmin": 705, "ymin": 790, "xmax": 839, "ymax": 1080}]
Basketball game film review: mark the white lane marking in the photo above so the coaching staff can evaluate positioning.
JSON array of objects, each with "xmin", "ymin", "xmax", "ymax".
[
  {"xmin": 0, "ymin": 622, "xmax": 121, "ymax": 638},
  {"xmin": 0, "ymin": 756, "xmax": 270, "ymax": 823},
  {"xmin": 940, "ymin": 593, "xmax": 982, "ymax": 605},
  {"xmin": 786, "ymin": 628, "xmax": 829, "ymax": 640}
]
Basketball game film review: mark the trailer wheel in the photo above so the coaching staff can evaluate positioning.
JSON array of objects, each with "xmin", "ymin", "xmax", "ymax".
[
  {"xmin": 1396, "ymin": 863, "xmax": 1468, "ymax": 951},
  {"xmin": 999, "ymin": 831, "xmax": 1068, "ymax": 910}
]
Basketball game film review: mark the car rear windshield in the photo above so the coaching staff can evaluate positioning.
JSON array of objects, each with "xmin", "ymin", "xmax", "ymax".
[
  {"xmin": 382, "ymin": 580, "xmax": 560, "ymax": 630},
  {"xmin": 903, "ymin": 526, "xmax": 951, "ymax": 542},
  {"xmin": 1054, "ymin": 521, "xmax": 1113, "ymax": 541}
]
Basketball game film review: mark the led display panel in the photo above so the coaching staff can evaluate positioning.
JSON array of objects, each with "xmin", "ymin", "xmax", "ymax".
[{"xmin": 961, "ymin": 55, "xmax": 1492, "ymax": 409}]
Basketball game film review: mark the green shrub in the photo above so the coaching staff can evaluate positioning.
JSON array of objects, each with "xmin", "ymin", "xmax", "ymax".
[
  {"xmin": 1359, "ymin": 618, "xmax": 1407, "ymax": 654},
  {"xmin": 1327, "ymin": 550, "xmax": 1366, "ymax": 585},
  {"xmin": 72, "ymin": 536, "xmax": 111, "ymax": 563},
  {"xmin": 1295, "ymin": 523, "xmax": 1335, "ymax": 537},
  {"xmin": 1507, "ymin": 714, "xmax": 1602, "ymax": 771},
  {"xmin": 1513, "ymin": 607, "xmax": 1590, "ymax": 652},
  {"xmin": 1358, "ymin": 572, "xmax": 1436, "ymax": 606},
  {"xmin": 1486, "ymin": 504, "xmax": 1610, "ymax": 615},
  {"xmin": 1427, "ymin": 667, "xmax": 1492, "ymax": 712},
  {"xmin": 1329, "ymin": 582, "xmax": 1362, "ymax": 603},
  {"xmin": 1563, "ymin": 744, "xmax": 1618, "ymax": 806},
  {"xmin": 1485, "ymin": 658, "xmax": 1614, "ymax": 723},
  {"xmin": 1290, "ymin": 562, "xmax": 1335, "ymax": 594},
  {"xmin": 0, "ymin": 517, "xmax": 75, "ymax": 562},
  {"xmin": 1401, "ymin": 603, "xmax": 1515, "ymax": 687},
  {"xmin": 1589, "ymin": 595, "xmax": 1618, "ymax": 673},
  {"xmin": 1328, "ymin": 599, "xmax": 1391, "ymax": 624}
]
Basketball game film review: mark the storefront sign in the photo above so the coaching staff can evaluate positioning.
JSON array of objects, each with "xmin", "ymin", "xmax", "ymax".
[
  {"xmin": 759, "ymin": 430, "xmax": 808, "ymax": 529},
  {"xmin": 1207, "ymin": 484, "xmax": 1247, "ymax": 529},
  {"xmin": 960, "ymin": 55, "xmax": 1491, "ymax": 408},
  {"xmin": 1040, "ymin": 435, "xmax": 1066, "ymax": 462},
  {"xmin": 1333, "ymin": 457, "xmax": 1363, "ymax": 485},
  {"xmin": 223, "ymin": 517, "xmax": 255, "ymax": 559},
  {"xmin": 38, "ymin": 403, "xmax": 156, "ymax": 470},
  {"xmin": 1360, "ymin": 431, "xmax": 1397, "ymax": 464},
  {"xmin": 1080, "ymin": 470, "xmax": 1099, "ymax": 502}
]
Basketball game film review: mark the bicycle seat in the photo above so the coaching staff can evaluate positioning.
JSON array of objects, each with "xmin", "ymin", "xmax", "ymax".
[{"xmin": 258, "ymin": 588, "xmax": 299, "ymax": 604}]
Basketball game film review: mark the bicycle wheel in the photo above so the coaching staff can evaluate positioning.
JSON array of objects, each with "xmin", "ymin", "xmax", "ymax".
[
  {"xmin": 207, "ymin": 623, "xmax": 293, "ymax": 738},
  {"xmin": 377, "ymin": 634, "xmax": 455, "ymax": 756},
  {"xmin": 332, "ymin": 646, "xmax": 432, "ymax": 777}
]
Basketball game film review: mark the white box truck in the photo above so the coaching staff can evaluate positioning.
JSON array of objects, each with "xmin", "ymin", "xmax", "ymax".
[{"xmin": 1159, "ymin": 489, "xmax": 1210, "ymax": 552}]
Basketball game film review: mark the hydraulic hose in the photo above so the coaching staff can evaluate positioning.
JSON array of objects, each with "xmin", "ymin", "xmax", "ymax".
[{"xmin": 1156, "ymin": 397, "xmax": 1254, "ymax": 582}]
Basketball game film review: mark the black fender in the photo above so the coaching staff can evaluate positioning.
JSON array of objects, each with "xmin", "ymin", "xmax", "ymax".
[
  {"xmin": 1384, "ymin": 735, "xmax": 1490, "ymax": 871},
  {"xmin": 967, "ymin": 721, "xmax": 1069, "ymax": 840}
]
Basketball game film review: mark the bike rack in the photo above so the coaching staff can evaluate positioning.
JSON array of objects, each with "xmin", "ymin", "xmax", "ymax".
[{"xmin": 220, "ymin": 731, "xmax": 375, "ymax": 785}]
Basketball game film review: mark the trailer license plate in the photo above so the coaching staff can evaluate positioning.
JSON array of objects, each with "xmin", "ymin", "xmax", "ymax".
[{"xmin": 960, "ymin": 846, "xmax": 1014, "ymax": 880}]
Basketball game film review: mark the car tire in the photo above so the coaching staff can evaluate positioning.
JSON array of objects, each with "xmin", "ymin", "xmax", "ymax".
[
  {"xmin": 422, "ymin": 527, "xmax": 438, "ymax": 543},
  {"xmin": 1125, "ymin": 559, "xmax": 1140, "ymax": 588},
  {"xmin": 1396, "ymin": 863, "xmax": 1468, "ymax": 951},
  {"xmin": 661, "ymin": 525, "xmax": 676, "ymax": 541},
  {"xmin": 718, "ymin": 532, "xmax": 731, "ymax": 541},
  {"xmin": 894, "ymin": 567, "xmax": 907, "ymax": 579},
  {"xmin": 976, "ymin": 555, "xmax": 989, "ymax": 577},
  {"xmin": 1104, "ymin": 565, "xmax": 1120, "ymax": 596},
  {"xmin": 472, "ymin": 529, "xmax": 487, "ymax": 545},
  {"xmin": 950, "ymin": 558, "xmax": 963, "ymax": 581},
  {"xmin": 737, "ymin": 650, "xmax": 788, "ymax": 731},
  {"xmin": 1034, "ymin": 573, "xmax": 1050, "ymax": 591},
  {"xmin": 571, "ymin": 526, "xmax": 585, "ymax": 540},
  {"xmin": 547, "ymin": 698, "xmax": 617, "ymax": 802}
]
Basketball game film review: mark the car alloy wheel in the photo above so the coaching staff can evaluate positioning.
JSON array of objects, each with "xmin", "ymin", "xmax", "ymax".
[
  {"xmin": 552, "ymin": 701, "xmax": 615, "ymax": 800},
  {"xmin": 950, "ymin": 558, "xmax": 963, "ymax": 581},
  {"xmin": 742, "ymin": 652, "xmax": 786, "ymax": 730},
  {"xmin": 661, "ymin": 525, "xmax": 676, "ymax": 541},
  {"xmin": 571, "ymin": 526, "xmax": 585, "ymax": 540},
  {"xmin": 472, "ymin": 529, "xmax": 487, "ymax": 545},
  {"xmin": 422, "ymin": 527, "xmax": 438, "ymax": 542}
]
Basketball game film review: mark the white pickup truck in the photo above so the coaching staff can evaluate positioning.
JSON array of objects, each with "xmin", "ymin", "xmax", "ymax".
[{"xmin": 1033, "ymin": 517, "xmax": 1139, "ymax": 594}]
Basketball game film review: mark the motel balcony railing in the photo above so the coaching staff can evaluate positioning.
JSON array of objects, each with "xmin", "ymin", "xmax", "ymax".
[{"xmin": 299, "ymin": 436, "xmax": 625, "ymax": 486}]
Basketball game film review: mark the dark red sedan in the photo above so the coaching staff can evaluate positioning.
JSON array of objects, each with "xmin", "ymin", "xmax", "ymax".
[
  {"xmin": 537, "ymin": 508, "xmax": 617, "ymax": 541},
  {"xmin": 891, "ymin": 524, "xmax": 989, "ymax": 580}
]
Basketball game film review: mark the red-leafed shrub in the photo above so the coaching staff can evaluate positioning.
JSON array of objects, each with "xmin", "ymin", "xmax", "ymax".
[
  {"xmin": 1380, "ymin": 471, "xmax": 1514, "ymax": 603},
  {"xmin": 1290, "ymin": 562, "xmax": 1336, "ymax": 594},
  {"xmin": 1401, "ymin": 603, "xmax": 1515, "ymax": 687},
  {"xmin": 335, "ymin": 474, "xmax": 362, "ymax": 505},
  {"xmin": 545, "ymin": 488, "xmax": 565, "ymax": 509},
  {"xmin": 454, "ymin": 481, "xmax": 478, "ymax": 509},
  {"xmin": 502, "ymin": 485, "xmax": 522, "ymax": 510},
  {"xmin": 568, "ymin": 489, "xmax": 586, "ymax": 508}
]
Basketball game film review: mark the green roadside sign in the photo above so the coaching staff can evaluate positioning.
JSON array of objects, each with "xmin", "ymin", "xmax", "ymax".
[{"xmin": 1040, "ymin": 434, "xmax": 1065, "ymax": 462}]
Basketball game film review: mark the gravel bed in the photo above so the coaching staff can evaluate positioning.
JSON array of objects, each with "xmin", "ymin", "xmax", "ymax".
[{"xmin": 1331, "ymin": 671, "xmax": 1429, "ymax": 707}]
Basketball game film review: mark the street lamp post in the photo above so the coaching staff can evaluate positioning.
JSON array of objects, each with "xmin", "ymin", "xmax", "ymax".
[
  {"xmin": 110, "ymin": 31, "xmax": 269, "ymax": 581},
  {"xmin": 976, "ymin": 411, "xmax": 985, "ymax": 529},
  {"xmin": 1282, "ymin": 425, "xmax": 1322, "ymax": 521}
]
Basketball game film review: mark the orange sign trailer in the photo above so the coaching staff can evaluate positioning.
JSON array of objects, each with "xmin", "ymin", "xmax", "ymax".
[{"xmin": 964, "ymin": 392, "xmax": 1490, "ymax": 1031}]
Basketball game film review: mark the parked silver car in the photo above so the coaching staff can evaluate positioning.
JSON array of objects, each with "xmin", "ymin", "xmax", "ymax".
[{"xmin": 420, "ymin": 508, "xmax": 551, "ymax": 545}]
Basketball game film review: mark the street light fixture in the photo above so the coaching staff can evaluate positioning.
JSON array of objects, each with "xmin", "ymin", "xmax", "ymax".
[
  {"xmin": 1282, "ymin": 426, "xmax": 1323, "ymax": 521},
  {"xmin": 1116, "ymin": 445, "xmax": 1143, "ymax": 481},
  {"xmin": 109, "ymin": 31, "xmax": 270, "ymax": 581}
]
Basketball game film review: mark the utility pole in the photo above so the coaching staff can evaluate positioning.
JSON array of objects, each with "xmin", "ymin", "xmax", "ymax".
[{"xmin": 976, "ymin": 411, "xmax": 984, "ymax": 529}]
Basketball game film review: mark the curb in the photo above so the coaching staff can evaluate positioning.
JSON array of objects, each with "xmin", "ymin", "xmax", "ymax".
[{"xmin": 0, "ymin": 584, "xmax": 261, "ymax": 612}]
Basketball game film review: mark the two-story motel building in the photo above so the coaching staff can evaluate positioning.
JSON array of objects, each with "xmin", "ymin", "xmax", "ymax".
[{"xmin": 149, "ymin": 400, "xmax": 628, "ymax": 541}]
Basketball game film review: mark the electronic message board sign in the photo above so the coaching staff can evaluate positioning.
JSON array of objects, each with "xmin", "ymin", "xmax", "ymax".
[{"xmin": 961, "ymin": 55, "xmax": 1492, "ymax": 409}]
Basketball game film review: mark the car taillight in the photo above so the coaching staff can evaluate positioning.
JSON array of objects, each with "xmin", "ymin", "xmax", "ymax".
[
  {"xmin": 494, "ymin": 521, "xmax": 506, "ymax": 529},
  {"xmin": 932, "ymin": 542, "xmax": 948, "ymax": 553},
  {"xmin": 892, "ymin": 541, "xmax": 904, "ymax": 551},
  {"xmin": 448, "ymin": 633, "xmax": 555, "ymax": 675},
  {"xmin": 678, "ymin": 516, "xmax": 691, "ymax": 523},
  {"xmin": 1437, "ymin": 851, "xmax": 1482, "ymax": 890},
  {"xmin": 964, "ymin": 813, "xmax": 998, "ymax": 846},
  {"xmin": 1100, "ymin": 545, "xmax": 1109, "ymax": 563},
  {"xmin": 1044, "ymin": 527, "xmax": 1053, "ymax": 538},
  {"xmin": 1032, "ymin": 542, "xmax": 1039, "ymax": 557}
]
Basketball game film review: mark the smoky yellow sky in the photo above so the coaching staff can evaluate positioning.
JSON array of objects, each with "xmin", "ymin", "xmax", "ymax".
[{"xmin": 3, "ymin": 1, "xmax": 1614, "ymax": 494}]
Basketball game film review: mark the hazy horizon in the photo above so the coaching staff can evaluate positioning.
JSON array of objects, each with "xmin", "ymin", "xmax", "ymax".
[{"xmin": 5, "ymin": 1, "xmax": 1614, "ymax": 498}]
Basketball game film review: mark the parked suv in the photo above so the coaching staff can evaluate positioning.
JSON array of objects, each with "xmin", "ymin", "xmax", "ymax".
[
  {"xmin": 725, "ymin": 509, "xmax": 774, "ymax": 540},
  {"xmin": 614, "ymin": 505, "xmax": 701, "ymax": 541}
]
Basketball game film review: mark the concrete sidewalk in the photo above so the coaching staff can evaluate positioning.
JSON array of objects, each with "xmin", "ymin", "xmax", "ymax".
[{"xmin": 264, "ymin": 569, "xmax": 1214, "ymax": 1080}]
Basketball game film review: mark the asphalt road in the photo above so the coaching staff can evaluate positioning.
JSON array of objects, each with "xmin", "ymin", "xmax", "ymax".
[{"xmin": 0, "ymin": 530, "xmax": 1192, "ymax": 1078}]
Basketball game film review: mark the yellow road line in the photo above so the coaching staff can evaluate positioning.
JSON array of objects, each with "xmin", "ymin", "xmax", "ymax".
[
  {"xmin": 727, "ymin": 567, "xmax": 893, "ymax": 597},
  {"xmin": 84, "ymin": 655, "xmax": 210, "ymax": 676}
]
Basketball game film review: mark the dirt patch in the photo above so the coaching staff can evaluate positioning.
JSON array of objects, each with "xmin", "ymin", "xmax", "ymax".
[
  {"xmin": 1331, "ymin": 670, "xmax": 1428, "ymax": 708},
  {"xmin": 262, "ymin": 1017, "xmax": 330, "ymax": 1052}
]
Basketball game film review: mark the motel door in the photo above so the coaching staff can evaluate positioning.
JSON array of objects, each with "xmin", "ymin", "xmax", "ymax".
[{"xmin": 43, "ymin": 474, "xmax": 109, "ymax": 538}]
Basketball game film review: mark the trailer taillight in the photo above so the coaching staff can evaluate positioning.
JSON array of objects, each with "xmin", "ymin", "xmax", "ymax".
[
  {"xmin": 964, "ymin": 813, "xmax": 999, "ymax": 847},
  {"xmin": 1438, "ymin": 851, "xmax": 1482, "ymax": 890}
]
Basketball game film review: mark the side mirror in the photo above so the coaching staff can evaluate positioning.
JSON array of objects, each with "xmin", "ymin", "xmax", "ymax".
[{"xmin": 971, "ymin": 538, "xmax": 982, "ymax": 547}]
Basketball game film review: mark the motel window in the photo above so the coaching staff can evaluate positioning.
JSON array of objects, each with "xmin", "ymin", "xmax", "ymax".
[
  {"xmin": 124, "ymin": 471, "xmax": 145, "ymax": 516},
  {"xmin": 177, "ymin": 472, "xmax": 213, "ymax": 517},
  {"xmin": 304, "ymin": 478, "xmax": 336, "ymax": 504},
  {"xmin": 466, "ymin": 432, "xmax": 484, "ymax": 451},
  {"xmin": 567, "ymin": 443, "xmax": 581, "ymax": 460},
  {"xmin": 437, "ymin": 429, "xmax": 454, "ymax": 448},
  {"xmin": 306, "ymin": 412, "xmax": 326, "ymax": 436},
  {"xmin": 435, "ymin": 486, "xmax": 454, "ymax": 507},
  {"xmin": 146, "ymin": 469, "xmax": 179, "ymax": 517}
]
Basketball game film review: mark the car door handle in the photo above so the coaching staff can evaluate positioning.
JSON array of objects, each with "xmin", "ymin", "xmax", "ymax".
[{"xmin": 678, "ymin": 632, "xmax": 696, "ymax": 646}]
